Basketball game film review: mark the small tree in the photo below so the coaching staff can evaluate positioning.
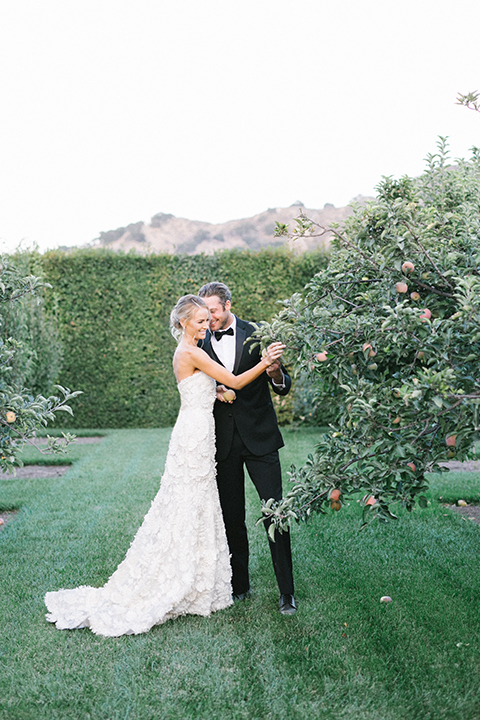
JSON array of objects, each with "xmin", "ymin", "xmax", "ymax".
[
  {"xmin": 1, "ymin": 251, "xmax": 63, "ymax": 395},
  {"xmin": 0, "ymin": 255, "xmax": 80, "ymax": 473},
  {"xmin": 256, "ymin": 139, "xmax": 480, "ymax": 528}
]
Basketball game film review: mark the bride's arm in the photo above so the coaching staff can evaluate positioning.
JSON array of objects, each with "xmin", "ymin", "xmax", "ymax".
[{"xmin": 191, "ymin": 343, "xmax": 285, "ymax": 390}]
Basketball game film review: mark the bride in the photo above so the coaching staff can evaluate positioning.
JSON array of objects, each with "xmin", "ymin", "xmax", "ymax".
[{"xmin": 44, "ymin": 294, "xmax": 285, "ymax": 637}]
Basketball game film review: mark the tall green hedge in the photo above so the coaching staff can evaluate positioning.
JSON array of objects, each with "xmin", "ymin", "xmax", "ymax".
[{"xmin": 40, "ymin": 248, "xmax": 329, "ymax": 428}]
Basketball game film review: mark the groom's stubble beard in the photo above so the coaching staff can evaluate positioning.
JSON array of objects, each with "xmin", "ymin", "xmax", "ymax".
[
  {"xmin": 218, "ymin": 315, "xmax": 232, "ymax": 331},
  {"xmin": 210, "ymin": 309, "xmax": 233, "ymax": 332}
]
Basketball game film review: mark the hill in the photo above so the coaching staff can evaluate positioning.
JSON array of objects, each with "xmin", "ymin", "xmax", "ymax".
[{"xmin": 89, "ymin": 198, "xmax": 372, "ymax": 255}]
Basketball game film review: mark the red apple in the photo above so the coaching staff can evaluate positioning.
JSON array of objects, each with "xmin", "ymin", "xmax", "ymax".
[
  {"xmin": 419, "ymin": 308, "xmax": 431, "ymax": 321},
  {"xmin": 402, "ymin": 261, "xmax": 415, "ymax": 273},
  {"xmin": 407, "ymin": 462, "xmax": 416, "ymax": 472},
  {"xmin": 330, "ymin": 488, "xmax": 341, "ymax": 502},
  {"xmin": 410, "ymin": 292, "xmax": 421, "ymax": 301},
  {"xmin": 316, "ymin": 352, "xmax": 328, "ymax": 362},
  {"xmin": 446, "ymin": 435, "xmax": 457, "ymax": 447},
  {"xmin": 395, "ymin": 282, "xmax": 408, "ymax": 293}
]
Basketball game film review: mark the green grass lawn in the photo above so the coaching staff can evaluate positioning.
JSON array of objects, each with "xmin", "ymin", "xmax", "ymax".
[
  {"xmin": 15, "ymin": 429, "xmax": 107, "ymax": 467},
  {"xmin": 1, "ymin": 427, "xmax": 480, "ymax": 719}
]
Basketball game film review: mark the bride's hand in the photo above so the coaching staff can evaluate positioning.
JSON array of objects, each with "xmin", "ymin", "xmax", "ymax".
[{"xmin": 263, "ymin": 342, "xmax": 286, "ymax": 366}]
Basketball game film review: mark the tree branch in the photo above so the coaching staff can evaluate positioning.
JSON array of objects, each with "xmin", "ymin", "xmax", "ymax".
[{"xmin": 401, "ymin": 220, "xmax": 454, "ymax": 289}]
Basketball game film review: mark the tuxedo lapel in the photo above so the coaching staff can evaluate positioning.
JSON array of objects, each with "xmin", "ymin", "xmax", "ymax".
[
  {"xmin": 204, "ymin": 331, "xmax": 225, "ymax": 367},
  {"xmin": 233, "ymin": 318, "xmax": 247, "ymax": 375}
]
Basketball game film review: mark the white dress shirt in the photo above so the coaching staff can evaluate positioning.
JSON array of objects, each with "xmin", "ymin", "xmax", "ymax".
[{"xmin": 211, "ymin": 316, "xmax": 236, "ymax": 372}]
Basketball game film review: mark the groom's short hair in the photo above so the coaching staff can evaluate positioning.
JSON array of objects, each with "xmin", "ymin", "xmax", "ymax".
[{"xmin": 198, "ymin": 282, "xmax": 232, "ymax": 308}]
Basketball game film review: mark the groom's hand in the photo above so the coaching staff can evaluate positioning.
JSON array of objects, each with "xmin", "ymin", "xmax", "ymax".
[{"xmin": 266, "ymin": 360, "xmax": 284, "ymax": 384}]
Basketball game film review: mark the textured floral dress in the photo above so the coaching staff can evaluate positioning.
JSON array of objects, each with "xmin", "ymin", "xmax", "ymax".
[{"xmin": 44, "ymin": 372, "xmax": 233, "ymax": 637}]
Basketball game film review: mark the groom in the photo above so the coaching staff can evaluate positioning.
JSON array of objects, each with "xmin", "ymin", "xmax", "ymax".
[{"xmin": 198, "ymin": 282, "xmax": 296, "ymax": 615}]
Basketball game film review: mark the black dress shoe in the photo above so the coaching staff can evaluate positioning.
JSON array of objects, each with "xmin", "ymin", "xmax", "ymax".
[
  {"xmin": 279, "ymin": 594, "xmax": 296, "ymax": 615},
  {"xmin": 232, "ymin": 589, "xmax": 252, "ymax": 602}
]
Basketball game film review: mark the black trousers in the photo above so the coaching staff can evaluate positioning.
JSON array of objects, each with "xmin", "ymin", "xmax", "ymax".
[{"xmin": 216, "ymin": 429, "xmax": 294, "ymax": 596}]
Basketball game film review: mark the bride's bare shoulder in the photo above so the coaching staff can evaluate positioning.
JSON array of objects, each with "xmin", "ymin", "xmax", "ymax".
[
  {"xmin": 173, "ymin": 344, "xmax": 204, "ymax": 381},
  {"xmin": 174, "ymin": 344, "xmax": 203, "ymax": 362}
]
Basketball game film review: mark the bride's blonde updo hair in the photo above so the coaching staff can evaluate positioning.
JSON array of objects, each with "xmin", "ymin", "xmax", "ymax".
[{"xmin": 170, "ymin": 295, "xmax": 209, "ymax": 341}]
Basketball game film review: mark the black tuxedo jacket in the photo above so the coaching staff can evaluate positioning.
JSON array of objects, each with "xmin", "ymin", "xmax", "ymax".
[{"xmin": 202, "ymin": 316, "xmax": 291, "ymax": 462}]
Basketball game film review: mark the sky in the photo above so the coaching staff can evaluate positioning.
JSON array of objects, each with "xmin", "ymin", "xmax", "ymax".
[{"xmin": 0, "ymin": 0, "xmax": 479, "ymax": 253}]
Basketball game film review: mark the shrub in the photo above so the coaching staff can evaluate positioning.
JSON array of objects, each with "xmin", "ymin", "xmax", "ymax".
[
  {"xmin": 2, "ymin": 251, "xmax": 63, "ymax": 395},
  {"xmin": 0, "ymin": 255, "xmax": 79, "ymax": 474}
]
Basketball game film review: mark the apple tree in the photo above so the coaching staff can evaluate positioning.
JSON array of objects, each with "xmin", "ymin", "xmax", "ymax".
[
  {"xmin": 256, "ymin": 139, "xmax": 480, "ymax": 528},
  {"xmin": 0, "ymin": 255, "xmax": 80, "ymax": 473}
]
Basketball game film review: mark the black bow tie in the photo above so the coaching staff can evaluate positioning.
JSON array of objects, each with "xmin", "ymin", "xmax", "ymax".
[{"xmin": 214, "ymin": 327, "xmax": 234, "ymax": 341}]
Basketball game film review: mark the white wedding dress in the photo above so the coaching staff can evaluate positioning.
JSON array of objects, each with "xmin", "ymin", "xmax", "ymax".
[{"xmin": 45, "ymin": 371, "xmax": 233, "ymax": 637}]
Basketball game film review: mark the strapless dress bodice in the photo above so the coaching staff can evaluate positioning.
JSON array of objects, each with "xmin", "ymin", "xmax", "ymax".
[{"xmin": 178, "ymin": 371, "xmax": 216, "ymax": 412}]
